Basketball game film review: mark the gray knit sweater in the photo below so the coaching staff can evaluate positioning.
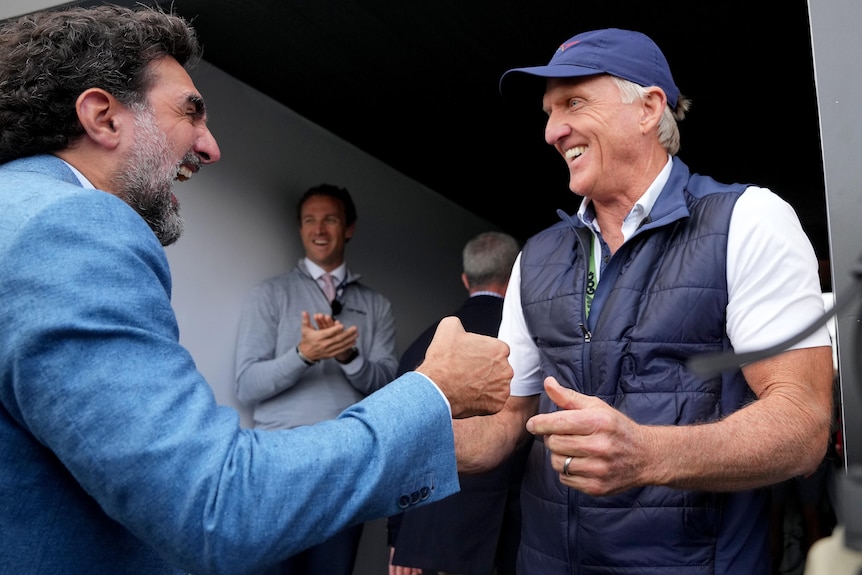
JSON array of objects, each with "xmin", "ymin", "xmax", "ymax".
[{"xmin": 235, "ymin": 260, "xmax": 397, "ymax": 429}]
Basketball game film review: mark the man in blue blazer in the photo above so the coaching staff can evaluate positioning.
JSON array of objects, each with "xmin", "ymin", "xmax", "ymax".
[{"xmin": 0, "ymin": 6, "xmax": 511, "ymax": 575}]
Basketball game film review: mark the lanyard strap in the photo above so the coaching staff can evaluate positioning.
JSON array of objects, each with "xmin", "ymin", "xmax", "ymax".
[{"xmin": 585, "ymin": 239, "xmax": 597, "ymax": 318}]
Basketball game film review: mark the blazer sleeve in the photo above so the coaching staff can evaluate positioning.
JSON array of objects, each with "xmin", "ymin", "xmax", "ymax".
[{"xmin": 2, "ymin": 189, "xmax": 459, "ymax": 575}]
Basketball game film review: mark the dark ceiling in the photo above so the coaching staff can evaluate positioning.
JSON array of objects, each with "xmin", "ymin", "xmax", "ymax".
[{"xmin": 62, "ymin": 0, "xmax": 829, "ymax": 255}]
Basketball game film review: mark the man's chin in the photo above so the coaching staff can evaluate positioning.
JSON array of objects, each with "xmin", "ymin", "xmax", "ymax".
[
  {"xmin": 153, "ymin": 213, "xmax": 184, "ymax": 246},
  {"xmin": 157, "ymin": 229, "xmax": 183, "ymax": 247}
]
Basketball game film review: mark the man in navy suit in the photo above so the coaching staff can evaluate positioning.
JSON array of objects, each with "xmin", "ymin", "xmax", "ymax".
[
  {"xmin": 0, "ymin": 6, "xmax": 511, "ymax": 574},
  {"xmin": 388, "ymin": 232, "xmax": 532, "ymax": 575}
]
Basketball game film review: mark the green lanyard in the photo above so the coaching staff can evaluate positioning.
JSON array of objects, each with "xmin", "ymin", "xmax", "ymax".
[{"xmin": 585, "ymin": 238, "xmax": 597, "ymax": 319}]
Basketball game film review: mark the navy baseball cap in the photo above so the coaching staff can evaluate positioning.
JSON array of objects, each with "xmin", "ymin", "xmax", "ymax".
[{"xmin": 500, "ymin": 28, "xmax": 680, "ymax": 108}]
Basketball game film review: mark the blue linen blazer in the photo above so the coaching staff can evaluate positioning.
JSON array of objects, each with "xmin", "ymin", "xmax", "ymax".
[{"xmin": 0, "ymin": 155, "xmax": 459, "ymax": 575}]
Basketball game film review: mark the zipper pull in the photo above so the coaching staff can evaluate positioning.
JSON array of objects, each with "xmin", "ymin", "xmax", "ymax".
[{"xmin": 579, "ymin": 323, "xmax": 592, "ymax": 343}]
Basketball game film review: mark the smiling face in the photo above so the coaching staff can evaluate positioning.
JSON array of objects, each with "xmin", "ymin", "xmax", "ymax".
[
  {"xmin": 299, "ymin": 194, "xmax": 355, "ymax": 270},
  {"xmin": 542, "ymin": 75, "xmax": 653, "ymax": 203},
  {"xmin": 111, "ymin": 56, "xmax": 220, "ymax": 246}
]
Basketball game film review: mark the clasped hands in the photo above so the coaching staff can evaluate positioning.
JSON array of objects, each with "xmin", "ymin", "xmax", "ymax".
[
  {"xmin": 529, "ymin": 377, "xmax": 651, "ymax": 496},
  {"xmin": 297, "ymin": 311, "xmax": 359, "ymax": 363}
]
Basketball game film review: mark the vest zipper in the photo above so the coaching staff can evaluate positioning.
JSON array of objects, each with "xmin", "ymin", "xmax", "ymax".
[{"xmin": 579, "ymin": 322, "xmax": 592, "ymax": 342}]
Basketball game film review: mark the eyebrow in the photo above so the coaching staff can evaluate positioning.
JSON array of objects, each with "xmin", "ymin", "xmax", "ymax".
[{"xmin": 188, "ymin": 94, "xmax": 207, "ymax": 117}]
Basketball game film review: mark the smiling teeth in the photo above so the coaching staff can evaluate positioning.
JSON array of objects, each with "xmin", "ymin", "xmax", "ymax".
[
  {"xmin": 565, "ymin": 146, "xmax": 587, "ymax": 160},
  {"xmin": 177, "ymin": 165, "xmax": 193, "ymax": 180}
]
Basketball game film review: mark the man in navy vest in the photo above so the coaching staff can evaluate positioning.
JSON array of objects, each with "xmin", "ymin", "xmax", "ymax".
[{"xmin": 454, "ymin": 28, "xmax": 834, "ymax": 575}]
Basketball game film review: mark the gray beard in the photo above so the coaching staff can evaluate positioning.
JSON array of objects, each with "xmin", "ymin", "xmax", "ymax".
[{"xmin": 112, "ymin": 106, "xmax": 185, "ymax": 246}]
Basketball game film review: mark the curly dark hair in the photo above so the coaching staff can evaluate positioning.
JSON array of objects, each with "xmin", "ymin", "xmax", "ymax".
[{"xmin": 0, "ymin": 4, "xmax": 201, "ymax": 164}]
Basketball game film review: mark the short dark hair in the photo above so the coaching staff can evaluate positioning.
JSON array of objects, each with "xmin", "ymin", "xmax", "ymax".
[
  {"xmin": 296, "ymin": 184, "xmax": 358, "ymax": 228},
  {"xmin": 0, "ymin": 4, "xmax": 201, "ymax": 164}
]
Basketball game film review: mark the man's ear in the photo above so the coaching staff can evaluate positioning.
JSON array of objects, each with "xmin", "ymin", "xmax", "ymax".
[
  {"xmin": 639, "ymin": 87, "xmax": 666, "ymax": 134},
  {"xmin": 344, "ymin": 222, "xmax": 356, "ymax": 242},
  {"xmin": 75, "ymin": 88, "xmax": 125, "ymax": 150}
]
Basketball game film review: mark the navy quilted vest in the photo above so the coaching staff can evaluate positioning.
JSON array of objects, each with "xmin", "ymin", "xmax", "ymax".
[{"xmin": 516, "ymin": 157, "xmax": 770, "ymax": 575}]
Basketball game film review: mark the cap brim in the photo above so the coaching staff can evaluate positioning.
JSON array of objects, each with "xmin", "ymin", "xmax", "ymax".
[{"xmin": 499, "ymin": 64, "xmax": 604, "ymax": 104}]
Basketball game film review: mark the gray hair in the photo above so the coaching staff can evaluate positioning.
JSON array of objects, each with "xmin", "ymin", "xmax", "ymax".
[
  {"xmin": 611, "ymin": 76, "xmax": 691, "ymax": 156},
  {"xmin": 463, "ymin": 231, "xmax": 520, "ymax": 288}
]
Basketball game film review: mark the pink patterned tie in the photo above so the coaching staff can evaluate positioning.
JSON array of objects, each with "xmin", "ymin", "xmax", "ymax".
[{"xmin": 320, "ymin": 273, "xmax": 336, "ymax": 303}]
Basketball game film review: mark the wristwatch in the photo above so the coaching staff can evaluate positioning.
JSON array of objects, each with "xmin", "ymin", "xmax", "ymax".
[{"xmin": 337, "ymin": 347, "xmax": 359, "ymax": 364}]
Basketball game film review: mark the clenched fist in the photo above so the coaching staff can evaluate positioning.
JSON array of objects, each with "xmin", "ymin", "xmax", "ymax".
[{"xmin": 416, "ymin": 316, "xmax": 512, "ymax": 418}]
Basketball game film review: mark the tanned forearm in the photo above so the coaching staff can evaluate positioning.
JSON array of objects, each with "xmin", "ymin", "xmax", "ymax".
[
  {"xmin": 529, "ymin": 347, "xmax": 834, "ymax": 497},
  {"xmin": 643, "ymin": 346, "xmax": 834, "ymax": 492},
  {"xmin": 455, "ymin": 395, "xmax": 538, "ymax": 474}
]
